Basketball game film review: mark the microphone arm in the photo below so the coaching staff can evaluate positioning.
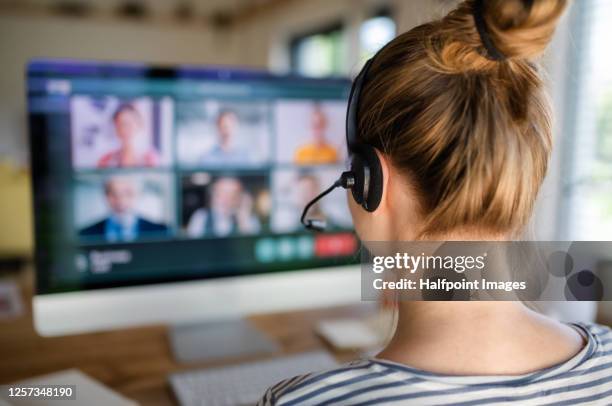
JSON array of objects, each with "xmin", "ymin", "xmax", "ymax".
[{"xmin": 301, "ymin": 171, "xmax": 355, "ymax": 232}]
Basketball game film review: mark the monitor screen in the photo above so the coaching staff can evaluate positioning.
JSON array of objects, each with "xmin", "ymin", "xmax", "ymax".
[{"xmin": 28, "ymin": 59, "xmax": 358, "ymax": 294}]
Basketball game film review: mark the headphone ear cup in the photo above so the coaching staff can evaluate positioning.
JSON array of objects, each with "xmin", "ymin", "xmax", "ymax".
[{"xmin": 349, "ymin": 146, "xmax": 383, "ymax": 212}]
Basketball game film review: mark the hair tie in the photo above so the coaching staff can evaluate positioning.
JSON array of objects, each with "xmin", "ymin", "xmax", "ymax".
[{"xmin": 473, "ymin": 0, "xmax": 506, "ymax": 61}]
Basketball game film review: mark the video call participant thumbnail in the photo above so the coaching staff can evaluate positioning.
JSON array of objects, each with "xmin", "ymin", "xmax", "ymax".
[
  {"xmin": 79, "ymin": 176, "xmax": 169, "ymax": 242},
  {"xmin": 98, "ymin": 103, "xmax": 160, "ymax": 168},
  {"xmin": 275, "ymin": 100, "xmax": 345, "ymax": 166},
  {"xmin": 200, "ymin": 109, "xmax": 250, "ymax": 166},
  {"xmin": 176, "ymin": 101, "xmax": 271, "ymax": 168},
  {"xmin": 71, "ymin": 96, "xmax": 172, "ymax": 170},
  {"xmin": 293, "ymin": 104, "xmax": 340, "ymax": 165},
  {"xmin": 184, "ymin": 175, "xmax": 269, "ymax": 238}
]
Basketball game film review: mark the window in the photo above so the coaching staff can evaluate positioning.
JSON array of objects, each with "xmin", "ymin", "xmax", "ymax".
[
  {"xmin": 359, "ymin": 9, "xmax": 396, "ymax": 63},
  {"xmin": 560, "ymin": 0, "xmax": 612, "ymax": 239},
  {"xmin": 288, "ymin": 7, "xmax": 396, "ymax": 77},
  {"xmin": 289, "ymin": 23, "xmax": 345, "ymax": 77}
]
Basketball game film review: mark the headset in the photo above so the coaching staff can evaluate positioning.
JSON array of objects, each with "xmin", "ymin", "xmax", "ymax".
[{"xmin": 301, "ymin": 57, "xmax": 384, "ymax": 231}]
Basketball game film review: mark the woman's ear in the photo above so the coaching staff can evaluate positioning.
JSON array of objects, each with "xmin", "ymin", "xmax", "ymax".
[{"xmin": 373, "ymin": 148, "xmax": 390, "ymax": 214}]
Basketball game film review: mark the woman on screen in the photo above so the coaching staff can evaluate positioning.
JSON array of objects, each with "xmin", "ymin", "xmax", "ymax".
[
  {"xmin": 260, "ymin": 0, "xmax": 612, "ymax": 405},
  {"xmin": 293, "ymin": 104, "xmax": 339, "ymax": 165},
  {"xmin": 98, "ymin": 103, "xmax": 160, "ymax": 168}
]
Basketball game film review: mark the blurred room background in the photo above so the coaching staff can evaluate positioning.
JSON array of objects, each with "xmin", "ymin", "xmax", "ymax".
[
  {"xmin": 1, "ymin": 2, "xmax": 612, "ymax": 403},
  {"xmin": 0, "ymin": 0, "xmax": 610, "ymax": 257}
]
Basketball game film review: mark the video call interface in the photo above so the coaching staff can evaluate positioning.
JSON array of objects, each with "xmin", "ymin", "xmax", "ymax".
[{"xmin": 28, "ymin": 60, "xmax": 358, "ymax": 293}]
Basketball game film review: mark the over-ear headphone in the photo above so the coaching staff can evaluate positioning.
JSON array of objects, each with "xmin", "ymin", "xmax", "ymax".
[
  {"xmin": 345, "ymin": 58, "xmax": 384, "ymax": 213},
  {"xmin": 301, "ymin": 57, "xmax": 384, "ymax": 231}
]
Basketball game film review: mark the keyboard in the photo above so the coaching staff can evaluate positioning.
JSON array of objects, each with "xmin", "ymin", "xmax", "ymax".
[{"xmin": 169, "ymin": 350, "xmax": 338, "ymax": 406}]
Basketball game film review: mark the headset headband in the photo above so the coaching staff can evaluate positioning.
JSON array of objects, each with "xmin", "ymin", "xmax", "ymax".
[{"xmin": 345, "ymin": 58, "xmax": 374, "ymax": 151}]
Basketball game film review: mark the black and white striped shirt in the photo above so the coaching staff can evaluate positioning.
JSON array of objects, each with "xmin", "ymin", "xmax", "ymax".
[{"xmin": 258, "ymin": 323, "xmax": 612, "ymax": 405}]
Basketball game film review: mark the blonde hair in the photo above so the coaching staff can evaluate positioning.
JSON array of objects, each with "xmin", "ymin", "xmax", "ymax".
[{"xmin": 358, "ymin": 0, "xmax": 567, "ymax": 237}]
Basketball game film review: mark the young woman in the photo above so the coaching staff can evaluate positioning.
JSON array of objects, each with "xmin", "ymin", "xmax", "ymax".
[
  {"xmin": 97, "ymin": 103, "xmax": 160, "ymax": 168},
  {"xmin": 258, "ymin": 0, "xmax": 612, "ymax": 404}
]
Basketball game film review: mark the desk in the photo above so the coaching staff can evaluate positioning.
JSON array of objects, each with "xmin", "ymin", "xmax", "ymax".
[{"xmin": 0, "ymin": 267, "xmax": 373, "ymax": 405}]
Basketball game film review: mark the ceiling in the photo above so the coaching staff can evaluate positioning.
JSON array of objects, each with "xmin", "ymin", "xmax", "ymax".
[{"xmin": 0, "ymin": 0, "xmax": 282, "ymax": 25}]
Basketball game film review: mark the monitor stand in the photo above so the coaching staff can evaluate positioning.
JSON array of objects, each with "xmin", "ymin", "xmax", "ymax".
[{"xmin": 168, "ymin": 318, "xmax": 280, "ymax": 363}]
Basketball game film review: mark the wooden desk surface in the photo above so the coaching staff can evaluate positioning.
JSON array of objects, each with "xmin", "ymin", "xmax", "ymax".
[{"xmin": 0, "ymin": 268, "xmax": 373, "ymax": 405}]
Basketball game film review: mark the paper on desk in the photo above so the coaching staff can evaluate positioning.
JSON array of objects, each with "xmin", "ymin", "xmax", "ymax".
[
  {"xmin": 0, "ymin": 369, "xmax": 138, "ymax": 406},
  {"xmin": 316, "ymin": 318, "xmax": 381, "ymax": 350},
  {"xmin": 315, "ymin": 310, "xmax": 395, "ymax": 351}
]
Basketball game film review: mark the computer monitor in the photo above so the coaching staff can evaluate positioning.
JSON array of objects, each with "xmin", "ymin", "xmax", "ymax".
[{"xmin": 28, "ymin": 59, "xmax": 361, "ymax": 337}]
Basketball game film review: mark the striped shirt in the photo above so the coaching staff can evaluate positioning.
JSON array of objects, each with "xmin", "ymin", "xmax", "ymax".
[{"xmin": 258, "ymin": 323, "xmax": 612, "ymax": 405}]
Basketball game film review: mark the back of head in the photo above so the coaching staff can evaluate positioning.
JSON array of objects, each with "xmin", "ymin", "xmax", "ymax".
[{"xmin": 358, "ymin": 0, "xmax": 567, "ymax": 237}]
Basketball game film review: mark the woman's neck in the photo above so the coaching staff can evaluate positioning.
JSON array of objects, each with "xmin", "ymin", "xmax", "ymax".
[{"xmin": 377, "ymin": 301, "xmax": 585, "ymax": 376}]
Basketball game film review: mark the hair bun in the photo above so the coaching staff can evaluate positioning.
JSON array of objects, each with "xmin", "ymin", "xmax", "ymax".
[{"xmin": 482, "ymin": 0, "xmax": 568, "ymax": 60}]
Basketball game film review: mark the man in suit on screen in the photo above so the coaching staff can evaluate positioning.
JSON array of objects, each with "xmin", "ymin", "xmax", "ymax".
[{"xmin": 79, "ymin": 176, "xmax": 168, "ymax": 242}]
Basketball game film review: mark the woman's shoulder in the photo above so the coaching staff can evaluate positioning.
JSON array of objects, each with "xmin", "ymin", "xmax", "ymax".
[{"xmin": 257, "ymin": 358, "xmax": 395, "ymax": 406}]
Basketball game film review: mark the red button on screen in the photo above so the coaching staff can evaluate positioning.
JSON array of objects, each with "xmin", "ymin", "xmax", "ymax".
[{"xmin": 314, "ymin": 233, "xmax": 357, "ymax": 258}]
